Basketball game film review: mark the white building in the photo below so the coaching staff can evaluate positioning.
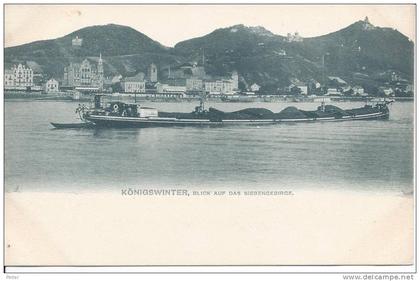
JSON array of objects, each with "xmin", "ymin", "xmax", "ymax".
[
  {"xmin": 352, "ymin": 86, "xmax": 365, "ymax": 95},
  {"xmin": 45, "ymin": 78, "xmax": 59, "ymax": 93},
  {"xmin": 4, "ymin": 63, "xmax": 34, "ymax": 90},
  {"xmin": 12, "ymin": 63, "xmax": 33, "ymax": 87},
  {"xmin": 186, "ymin": 78, "xmax": 203, "ymax": 91},
  {"xmin": 204, "ymin": 79, "xmax": 234, "ymax": 94},
  {"xmin": 72, "ymin": 36, "xmax": 83, "ymax": 47},
  {"xmin": 156, "ymin": 83, "xmax": 186, "ymax": 94},
  {"xmin": 4, "ymin": 69, "xmax": 15, "ymax": 89},
  {"xmin": 231, "ymin": 71, "xmax": 239, "ymax": 90},
  {"xmin": 121, "ymin": 74, "xmax": 146, "ymax": 93},
  {"xmin": 325, "ymin": 88, "xmax": 343, "ymax": 96},
  {"xmin": 63, "ymin": 54, "xmax": 104, "ymax": 89},
  {"xmin": 121, "ymin": 80, "xmax": 146, "ymax": 93},
  {"xmin": 250, "ymin": 83, "xmax": 261, "ymax": 92},
  {"xmin": 297, "ymin": 85, "xmax": 308, "ymax": 95}
]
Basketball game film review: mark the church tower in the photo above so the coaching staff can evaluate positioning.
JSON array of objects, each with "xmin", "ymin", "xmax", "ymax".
[
  {"xmin": 148, "ymin": 63, "xmax": 158, "ymax": 83},
  {"xmin": 98, "ymin": 53, "xmax": 104, "ymax": 88}
]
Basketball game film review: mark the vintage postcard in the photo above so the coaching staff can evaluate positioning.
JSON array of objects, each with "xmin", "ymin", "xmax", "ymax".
[{"xmin": 3, "ymin": 3, "xmax": 415, "ymax": 273}]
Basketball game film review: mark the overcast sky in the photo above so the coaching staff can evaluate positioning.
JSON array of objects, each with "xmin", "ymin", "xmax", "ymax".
[{"xmin": 5, "ymin": 4, "xmax": 415, "ymax": 48}]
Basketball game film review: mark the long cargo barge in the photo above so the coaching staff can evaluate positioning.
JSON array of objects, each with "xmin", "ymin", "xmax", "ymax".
[{"xmin": 52, "ymin": 95, "xmax": 392, "ymax": 129}]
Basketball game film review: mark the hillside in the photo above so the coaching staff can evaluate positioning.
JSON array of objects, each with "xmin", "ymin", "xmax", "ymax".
[
  {"xmin": 4, "ymin": 24, "xmax": 176, "ymax": 77},
  {"xmin": 174, "ymin": 20, "xmax": 414, "ymax": 91},
  {"xmin": 302, "ymin": 20, "xmax": 414, "ymax": 79},
  {"xmin": 5, "ymin": 20, "xmax": 414, "ymax": 90},
  {"xmin": 174, "ymin": 24, "xmax": 297, "ymax": 88}
]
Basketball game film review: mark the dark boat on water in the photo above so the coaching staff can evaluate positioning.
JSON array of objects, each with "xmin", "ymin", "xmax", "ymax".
[
  {"xmin": 50, "ymin": 122, "xmax": 95, "ymax": 129},
  {"xmin": 52, "ymin": 94, "xmax": 393, "ymax": 128}
]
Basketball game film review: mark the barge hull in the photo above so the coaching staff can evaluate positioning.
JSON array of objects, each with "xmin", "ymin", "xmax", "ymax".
[{"xmin": 86, "ymin": 111, "xmax": 389, "ymax": 128}]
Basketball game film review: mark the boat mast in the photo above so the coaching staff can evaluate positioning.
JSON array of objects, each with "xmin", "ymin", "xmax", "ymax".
[
  {"xmin": 199, "ymin": 88, "xmax": 206, "ymax": 112},
  {"xmin": 199, "ymin": 47, "xmax": 206, "ymax": 112}
]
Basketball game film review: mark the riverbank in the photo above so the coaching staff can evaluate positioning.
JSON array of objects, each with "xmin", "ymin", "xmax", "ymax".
[
  {"xmin": 4, "ymin": 92, "xmax": 76, "ymax": 101},
  {"xmin": 5, "ymin": 190, "xmax": 413, "ymax": 266},
  {"xmin": 4, "ymin": 91, "xmax": 413, "ymax": 103}
]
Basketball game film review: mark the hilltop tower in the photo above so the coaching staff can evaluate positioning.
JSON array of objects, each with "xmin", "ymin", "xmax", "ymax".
[{"xmin": 362, "ymin": 16, "xmax": 375, "ymax": 30}]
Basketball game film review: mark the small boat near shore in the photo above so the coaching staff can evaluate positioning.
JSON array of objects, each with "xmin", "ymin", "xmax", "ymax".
[
  {"xmin": 52, "ymin": 95, "xmax": 393, "ymax": 128},
  {"xmin": 50, "ymin": 122, "xmax": 95, "ymax": 129}
]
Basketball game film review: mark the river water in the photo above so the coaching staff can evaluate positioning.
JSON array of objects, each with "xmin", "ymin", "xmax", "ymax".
[{"xmin": 5, "ymin": 100, "xmax": 414, "ymax": 193}]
